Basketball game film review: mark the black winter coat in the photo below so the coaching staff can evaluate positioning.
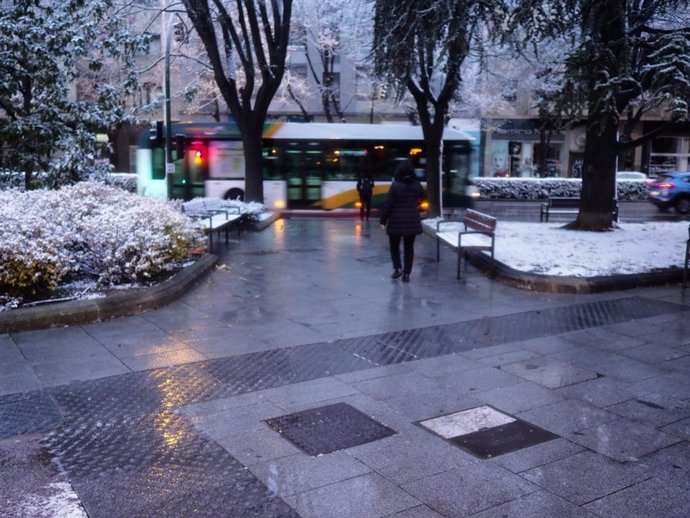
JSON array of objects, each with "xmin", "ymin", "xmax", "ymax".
[{"xmin": 379, "ymin": 176, "xmax": 425, "ymax": 236}]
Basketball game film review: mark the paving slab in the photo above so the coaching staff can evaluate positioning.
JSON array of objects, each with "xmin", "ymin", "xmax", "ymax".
[{"xmin": 2, "ymin": 218, "xmax": 690, "ymax": 518}]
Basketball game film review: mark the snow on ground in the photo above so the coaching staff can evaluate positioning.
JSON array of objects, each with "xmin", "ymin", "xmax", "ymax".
[{"xmin": 426, "ymin": 219, "xmax": 689, "ymax": 277}]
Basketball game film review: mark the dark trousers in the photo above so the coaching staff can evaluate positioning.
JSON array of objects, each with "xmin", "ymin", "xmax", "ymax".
[
  {"xmin": 389, "ymin": 234, "xmax": 416, "ymax": 274},
  {"xmin": 359, "ymin": 197, "xmax": 371, "ymax": 220}
]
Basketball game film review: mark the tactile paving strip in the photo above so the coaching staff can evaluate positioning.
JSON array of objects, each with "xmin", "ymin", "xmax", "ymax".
[
  {"xmin": 264, "ymin": 402, "xmax": 396, "ymax": 456},
  {"xmin": 0, "ymin": 391, "xmax": 62, "ymax": 439},
  {"xmin": 27, "ymin": 296, "xmax": 688, "ymax": 517}
]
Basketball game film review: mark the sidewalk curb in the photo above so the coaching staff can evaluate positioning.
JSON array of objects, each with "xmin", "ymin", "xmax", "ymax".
[
  {"xmin": 424, "ymin": 227, "xmax": 683, "ymax": 294},
  {"xmin": 466, "ymin": 250, "xmax": 683, "ymax": 294},
  {"xmin": 0, "ymin": 254, "xmax": 218, "ymax": 334}
]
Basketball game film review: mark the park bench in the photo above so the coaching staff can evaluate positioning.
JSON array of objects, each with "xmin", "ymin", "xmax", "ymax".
[
  {"xmin": 540, "ymin": 197, "xmax": 619, "ymax": 222},
  {"xmin": 182, "ymin": 198, "xmax": 245, "ymax": 246},
  {"xmin": 435, "ymin": 208, "xmax": 497, "ymax": 279},
  {"xmin": 683, "ymin": 225, "xmax": 690, "ymax": 288}
]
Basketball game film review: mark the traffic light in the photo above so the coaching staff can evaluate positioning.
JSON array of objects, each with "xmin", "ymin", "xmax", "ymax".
[
  {"xmin": 150, "ymin": 120, "xmax": 163, "ymax": 146},
  {"xmin": 190, "ymin": 141, "xmax": 206, "ymax": 168}
]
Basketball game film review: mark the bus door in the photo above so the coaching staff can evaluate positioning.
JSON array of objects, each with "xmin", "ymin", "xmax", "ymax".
[
  {"xmin": 285, "ymin": 142, "xmax": 323, "ymax": 208},
  {"xmin": 170, "ymin": 140, "xmax": 207, "ymax": 200}
]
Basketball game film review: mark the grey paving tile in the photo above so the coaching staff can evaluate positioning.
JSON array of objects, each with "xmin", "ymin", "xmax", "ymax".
[
  {"xmin": 284, "ymin": 472, "xmax": 420, "ymax": 518},
  {"xmin": 260, "ymin": 377, "xmax": 360, "ymax": 408},
  {"xmin": 80, "ymin": 316, "xmax": 163, "ymax": 339},
  {"xmin": 565, "ymin": 417, "xmax": 682, "ymax": 462},
  {"xmin": 561, "ymin": 327, "xmax": 646, "ymax": 351},
  {"xmin": 462, "ymin": 342, "xmax": 527, "ymax": 360},
  {"xmin": 517, "ymin": 400, "xmax": 617, "ymax": 435},
  {"xmin": 96, "ymin": 330, "xmax": 188, "ymax": 357},
  {"xmin": 0, "ymin": 335, "xmax": 23, "ymax": 363},
  {"xmin": 555, "ymin": 376, "xmax": 636, "ymax": 408},
  {"xmin": 351, "ymin": 372, "xmax": 447, "ymax": 402},
  {"xmin": 660, "ymin": 417, "xmax": 690, "ymax": 439},
  {"xmin": 406, "ymin": 353, "xmax": 483, "ymax": 377},
  {"xmin": 554, "ymin": 348, "xmax": 667, "ymax": 382},
  {"xmin": 507, "ymin": 335, "xmax": 579, "ymax": 356},
  {"xmin": 644, "ymin": 441, "xmax": 690, "ymax": 491},
  {"xmin": 10, "ymin": 326, "xmax": 94, "ymax": 345},
  {"xmin": 388, "ymin": 506, "xmax": 443, "ymax": 518},
  {"xmin": 469, "ymin": 489, "xmax": 598, "ymax": 518},
  {"xmin": 349, "ymin": 428, "xmax": 476, "ymax": 485},
  {"xmin": 660, "ymin": 354, "xmax": 690, "ymax": 373},
  {"xmin": 18, "ymin": 338, "xmax": 110, "ymax": 364},
  {"xmin": 181, "ymin": 391, "xmax": 271, "ymax": 418},
  {"xmin": 333, "ymin": 362, "xmax": 413, "ymax": 384},
  {"xmin": 214, "ymin": 425, "xmax": 301, "ymax": 465},
  {"xmin": 492, "ymin": 438, "xmax": 585, "ymax": 474},
  {"xmin": 477, "ymin": 349, "xmax": 542, "ymax": 367},
  {"xmin": 401, "ymin": 462, "xmax": 537, "ymax": 517},
  {"xmin": 500, "ymin": 357, "xmax": 598, "ymax": 389},
  {"xmin": 189, "ymin": 400, "xmax": 286, "ymax": 439},
  {"xmin": 607, "ymin": 395, "xmax": 690, "ymax": 427},
  {"xmin": 0, "ymin": 371, "xmax": 43, "ymax": 397},
  {"xmin": 384, "ymin": 391, "xmax": 485, "ymax": 422},
  {"xmin": 438, "ymin": 366, "xmax": 523, "ymax": 394},
  {"xmin": 619, "ymin": 343, "xmax": 689, "ymax": 364},
  {"xmin": 520, "ymin": 451, "xmax": 649, "ymax": 505},
  {"xmin": 631, "ymin": 372, "xmax": 690, "ymax": 399},
  {"xmin": 584, "ymin": 477, "xmax": 689, "ymax": 518},
  {"xmin": 31, "ymin": 357, "xmax": 130, "ymax": 387},
  {"xmin": 249, "ymin": 451, "xmax": 371, "ymax": 497},
  {"xmin": 476, "ymin": 381, "xmax": 563, "ymax": 415}
]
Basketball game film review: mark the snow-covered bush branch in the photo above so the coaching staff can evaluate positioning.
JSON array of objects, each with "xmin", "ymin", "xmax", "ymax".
[
  {"xmin": 472, "ymin": 178, "xmax": 648, "ymax": 201},
  {"xmin": 0, "ymin": 182, "xmax": 205, "ymax": 307}
]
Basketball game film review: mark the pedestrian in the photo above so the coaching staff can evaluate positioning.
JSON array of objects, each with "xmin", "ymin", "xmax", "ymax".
[
  {"xmin": 379, "ymin": 159, "xmax": 426, "ymax": 282},
  {"xmin": 356, "ymin": 171, "xmax": 374, "ymax": 220}
]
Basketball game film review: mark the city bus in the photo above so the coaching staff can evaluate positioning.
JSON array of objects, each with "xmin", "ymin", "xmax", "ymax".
[{"xmin": 136, "ymin": 121, "xmax": 475, "ymax": 210}]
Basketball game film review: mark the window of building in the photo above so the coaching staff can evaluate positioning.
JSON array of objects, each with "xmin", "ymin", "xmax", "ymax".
[{"xmin": 650, "ymin": 136, "xmax": 690, "ymax": 174}]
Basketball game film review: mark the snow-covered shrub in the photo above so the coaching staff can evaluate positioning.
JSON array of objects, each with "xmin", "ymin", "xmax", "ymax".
[
  {"xmin": 102, "ymin": 172, "xmax": 138, "ymax": 193},
  {"xmin": 472, "ymin": 178, "xmax": 648, "ymax": 201},
  {"xmin": 0, "ymin": 182, "xmax": 205, "ymax": 304}
]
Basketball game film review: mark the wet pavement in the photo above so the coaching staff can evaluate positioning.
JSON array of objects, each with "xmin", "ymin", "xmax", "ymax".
[{"xmin": 1, "ymin": 217, "xmax": 690, "ymax": 517}]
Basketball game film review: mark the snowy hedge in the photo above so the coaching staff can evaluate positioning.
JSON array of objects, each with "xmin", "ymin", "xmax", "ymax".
[
  {"xmin": 0, "ymin": 182, "xmax": 206, "ymax": 307},
  {"xmin": 472, "ymin": 178, "xmax": 649, "ymax": 201}
]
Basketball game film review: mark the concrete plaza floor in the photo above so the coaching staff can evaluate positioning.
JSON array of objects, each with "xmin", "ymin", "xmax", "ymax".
[{"xmin": 1, "ymin": 217, "xmax": 689, "ymax": 517}]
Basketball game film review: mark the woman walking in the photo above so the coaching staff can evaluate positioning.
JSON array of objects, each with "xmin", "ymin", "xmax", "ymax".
[{"xmin": 379, "ymin": 159, "xmax": 426, "ymax": 282}]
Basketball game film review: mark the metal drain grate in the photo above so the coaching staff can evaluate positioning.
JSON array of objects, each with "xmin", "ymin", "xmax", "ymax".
[
  {"xmin": 264, "ymin": 402, "xmax": 396, "ymax": 456},
  {"xmin": 418, "ymin": 405, "xmax": 558, "ymax": 459}
]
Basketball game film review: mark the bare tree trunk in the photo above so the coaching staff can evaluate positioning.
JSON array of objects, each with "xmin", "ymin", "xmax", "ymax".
[{"xmin": 566, "ymin": 119, "xmax": 618, "ymax": 230}]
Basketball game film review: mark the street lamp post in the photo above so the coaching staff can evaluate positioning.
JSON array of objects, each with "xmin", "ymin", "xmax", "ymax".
[{"xmin": 163, "ymin": 4, "xmax": 176, "ymax": 196}]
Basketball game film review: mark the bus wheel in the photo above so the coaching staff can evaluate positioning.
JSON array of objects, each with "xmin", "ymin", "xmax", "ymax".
[{"xmin": 225, "ymin": 188, "xmax": 244, "ymax": 201}]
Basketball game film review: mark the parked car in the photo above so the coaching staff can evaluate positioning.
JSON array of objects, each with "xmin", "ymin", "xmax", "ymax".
[
  {"xmin": 616, "ymin": 171, "xmax": 648, "ymax": 180},
  {"xmin": 648, "ymin": 171, "xmax": 690, "ymax": 214}
]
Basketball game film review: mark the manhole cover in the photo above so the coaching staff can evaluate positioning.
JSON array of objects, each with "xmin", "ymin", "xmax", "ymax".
[
  {"xmin": 418, "ymin": 405, "xmax": 557, "ymax": 459},
  {"xmin": 264, "ymin": 402, "xmax": 396, "ymax": 456}
]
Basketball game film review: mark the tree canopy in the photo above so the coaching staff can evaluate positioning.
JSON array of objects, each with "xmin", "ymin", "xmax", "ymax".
[
  {"xmin": 0, "ymin": 0, "xmax": 147, "ymax": 190},
  {"xmin": 513, "ymin": 0, "xmax": 690, "ymax": 230},
  {"xmin": 181, "ymin": 0, "xmax": 292, "ymax": 202},
  {"xmin": 372, "ymin": 0, "xmax": 508, "ymax": 217}
]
